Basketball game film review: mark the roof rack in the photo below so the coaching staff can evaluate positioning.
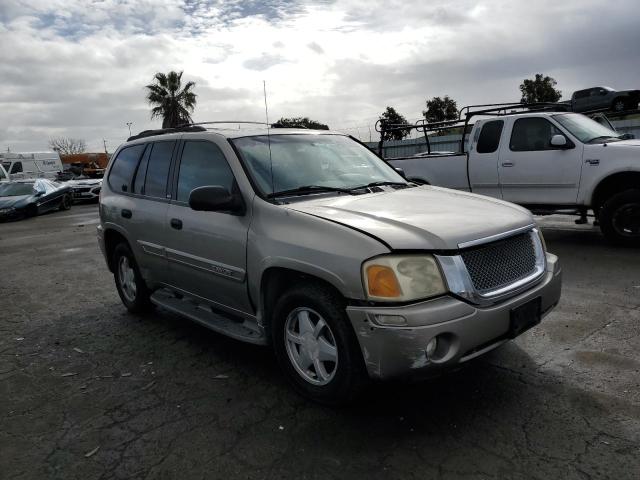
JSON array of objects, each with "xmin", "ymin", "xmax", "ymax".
[
  {"xmin": 374, "ymin": 101, "xmax": 573, "ymax": 157},
  {"xmin": 127, "ymin": 125, "xmax": 206, "ymax": 141}
]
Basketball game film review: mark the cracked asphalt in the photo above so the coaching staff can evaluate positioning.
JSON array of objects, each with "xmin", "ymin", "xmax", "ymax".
[{"xmin": 1, "ymin": 204, "xmax": 639, "ymax": 480}]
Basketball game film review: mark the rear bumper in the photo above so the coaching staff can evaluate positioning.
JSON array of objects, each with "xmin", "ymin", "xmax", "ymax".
[{"xmin": 346, "ymin": 253, "xmax": 562, "ymax": 380}]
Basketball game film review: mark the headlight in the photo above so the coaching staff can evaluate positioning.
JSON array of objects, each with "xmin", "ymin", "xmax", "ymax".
[
  {"xmin": 0, "ymin": 207, "xmax": 15, "ymax": 214},
  {"xmin": 363, "ymin": 254, "xmax": 446, "ymax": 302}
]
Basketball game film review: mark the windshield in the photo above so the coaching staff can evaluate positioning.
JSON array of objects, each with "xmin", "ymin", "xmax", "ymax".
[
  {"xmin": 553, "ymin": 113, "xmax": 620, "ymax": 143},
  {"xmin": 0, "ymin": 182, "xmax": 35, "ymax": 197},
  {"xmin": 232, "ymin": 134, "xmax": 406, "ymax": 196}
]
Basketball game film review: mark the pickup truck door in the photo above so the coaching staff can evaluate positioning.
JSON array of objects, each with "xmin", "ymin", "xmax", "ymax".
[
  {"xmin": 467, "ymin": 119, "xmax": 504, "ymax": 199},
  {"xmin": 164, "ymin": 139, "xmax": 253, "ymax": 315},
  {"xmin": 498, "ymin": 117, "xmax": 583, "ymax": 205}
]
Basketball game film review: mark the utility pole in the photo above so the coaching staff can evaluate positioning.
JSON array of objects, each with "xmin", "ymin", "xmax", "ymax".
[
  {"xmin": 126, "ymin": 122, "xmax": 133, "ymax": 137},
  {"xmin": 103, "ymin": 139, "xmax": 108, "ymax": 154}
]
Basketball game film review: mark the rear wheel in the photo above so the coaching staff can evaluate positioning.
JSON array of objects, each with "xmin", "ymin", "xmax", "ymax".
[
  {"xmin": 599, "ymin": 189, "xmax": 640, "ymax": 246},
  {"xmin": 272, "ymin": 283, "xmax": 367, "ymax": 405},
  {"xmin": 59, "ymin": 194, "xmax": 72, "ymax": 211},
  {"xmin": 112, "ymin": 242, "xmax": 153, "ymax": 313}
]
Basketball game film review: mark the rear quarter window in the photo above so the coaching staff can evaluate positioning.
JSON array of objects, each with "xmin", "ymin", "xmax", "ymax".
[
  {"xmin": 108, "ymin": 144, "xmax": 146, "ymax": 193},
  {"xmin": 476, "ymin": 120, "xmax": 504, "ymax": 154}
]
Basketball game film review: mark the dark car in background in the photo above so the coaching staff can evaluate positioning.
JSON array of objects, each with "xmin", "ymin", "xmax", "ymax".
[
  {"xmin": 0, "ymin": 179, "xmax": 72, "ymax": 221},
  {"xmin": 571, "ymin": 86, "xmax": 640, "ymax": 113}
]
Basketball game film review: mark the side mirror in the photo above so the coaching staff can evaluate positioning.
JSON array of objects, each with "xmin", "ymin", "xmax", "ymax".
[
  {"xmin": 393, "ymin": 167, "xmax": 407, "ymax": 179},
  {"xmin": 550, "ymin": 134, "xmax": 569, "ymax": 148},
  {"xmin": 189, "ymin": 186, "xmax": 244, "ymax": 214}
]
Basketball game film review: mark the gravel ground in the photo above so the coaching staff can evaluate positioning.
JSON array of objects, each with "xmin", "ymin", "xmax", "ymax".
[{"xmin": 1, "ymin": 204, "xmax": 638, "ymax": 480}]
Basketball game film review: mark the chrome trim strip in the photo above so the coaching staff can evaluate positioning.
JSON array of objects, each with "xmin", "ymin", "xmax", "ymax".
[
  {"xmin": 458, "ymin": 223, "xmax": 535, "ymax": 249},
  {"xmin": 138, "ymin": 240, "xmax": 166, "ymax": 258},
  {"xmin": 164, "ymin": 247, "xmax": 246, "ymax": 282}
]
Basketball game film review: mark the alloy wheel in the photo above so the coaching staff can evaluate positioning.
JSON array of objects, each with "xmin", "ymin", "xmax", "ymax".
[
  {"xmin": 284, "ymin": 307, "xmax": 338, "ymax": 385},
  {"xmin": 118, "ymin": 256, "xmax": 137, "ymax": 302}
]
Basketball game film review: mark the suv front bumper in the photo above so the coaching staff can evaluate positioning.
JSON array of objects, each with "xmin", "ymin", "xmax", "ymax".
[{"xmin": 346, "ymin": 253, "xmax": 562, "ymax": 380}]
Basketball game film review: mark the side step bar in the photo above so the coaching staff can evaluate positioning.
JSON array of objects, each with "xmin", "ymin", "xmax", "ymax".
[{"xmin": 150, "ymin": 289, "xmax": 267, "ymax": 345}]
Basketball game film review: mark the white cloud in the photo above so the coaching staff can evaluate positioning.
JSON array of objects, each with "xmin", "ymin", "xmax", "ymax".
[{"xmin": 0, "ymin": 0, "xmax": 639, "ymax": 151}]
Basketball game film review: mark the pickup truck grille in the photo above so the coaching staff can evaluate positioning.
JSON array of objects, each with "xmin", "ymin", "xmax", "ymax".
[{"xmin": 461, "ymin": 231, "xmax": 538, "ymax": 293}]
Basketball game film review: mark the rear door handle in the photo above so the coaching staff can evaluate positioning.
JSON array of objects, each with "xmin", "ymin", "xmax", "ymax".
[
  {"xmin": 170, "ymin": 218, "xmax": 183, "ymax": 230},
  {"xmin": 121, "ymin": 209, "xmax": 132, "ymax": 219},
  {"xmin": 501, "ymin": 162, "xmax": 514, "ymax": 167}
]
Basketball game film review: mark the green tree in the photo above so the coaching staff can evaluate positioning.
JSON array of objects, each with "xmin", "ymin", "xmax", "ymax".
[
  {"xmin": 146, "ymin": 71, "xmax": 197, "ymax": 128},
  {"xmin": 272, "ymin": 117, "xmax": 329, "ymax": 130},
  {"xmin": 379, "ymin": 106, "xmax": 411, "ymax": 141},
  {"xmin": 519, "ymin": 74, "xmax": 562, "ymax": 103},
  {"xmin": 422, "ymin": 95, "xmax": 458, "ymax": 123}
]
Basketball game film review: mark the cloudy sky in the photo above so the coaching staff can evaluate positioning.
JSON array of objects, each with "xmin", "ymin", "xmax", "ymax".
[{"xmin": 1, "ymin": 0, "xmax": 639, "ymax": 152}]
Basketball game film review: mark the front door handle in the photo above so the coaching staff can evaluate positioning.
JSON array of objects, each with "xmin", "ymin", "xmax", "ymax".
[
  {"xmin": 170, "ymin": 218, "xmax": 183, "ymax": 230},
  {"xmin": 121, "ymin": 209, "xmax": 132, "ymax": 219},
  {"xmin": 501, "ymin": 162, "xmax": 514, "ymax": 167}
]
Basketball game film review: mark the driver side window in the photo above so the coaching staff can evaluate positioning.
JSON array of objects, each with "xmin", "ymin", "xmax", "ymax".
[
  {"xmin": 176, "ymin": 141, "xmax": 236, "ymax": 203},
  {"xmin": 509, "ymin": 118, "xmax": 563, "ymax": 152}
]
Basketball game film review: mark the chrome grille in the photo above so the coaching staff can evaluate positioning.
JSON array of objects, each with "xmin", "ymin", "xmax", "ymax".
[{"xmin": 461, "ymin": 231, "xmax": 537, "ymax": 293}]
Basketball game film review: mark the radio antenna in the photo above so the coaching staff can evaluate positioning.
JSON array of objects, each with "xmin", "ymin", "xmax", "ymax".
[{"xmin": 263, "ymin": 80, "xmax": 274, "ymax": 195}]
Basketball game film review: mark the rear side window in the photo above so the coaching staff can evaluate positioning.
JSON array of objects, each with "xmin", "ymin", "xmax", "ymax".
[
  {"xmin": 176, "ymin": 141, "xmax": 235, "ymax": 202},
  {"xmin": 144, "ymin": 141, "xmax": 175, "ymax": 198},
  {"xmin": 509, "ymin": 118, "xmax": 562, "ymax": 152},
  {"xmin": 108, "ymin": 144, "xmax": 145, "ymax": 193},
  {"xmin": 476, "ymin": 120, "xmax": 504, "ymax": 154},
  {"xmin": 574, "ymin": 90, "xmax": 589, "ymax": 99},
  {"xmin": 10, "ymin": 162, "xmax": 23, "ymax": 174}
]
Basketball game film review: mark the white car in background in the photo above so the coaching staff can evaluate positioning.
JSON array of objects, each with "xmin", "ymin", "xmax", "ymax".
[{"xmin": 66, "ymin": 177, "xmax": 102, "ymax": 202}]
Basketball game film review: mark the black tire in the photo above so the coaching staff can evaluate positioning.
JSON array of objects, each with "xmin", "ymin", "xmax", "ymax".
[
  {"xmin": 59, "ymin": 194, "xmax": 72, "ymax": 211},
  {"xmin": 271, "ymin": 282, "xmax": 368, "ymax": 405},
  {"xmin": 112, "ymin": 242, "xmax": 153, "ymax": 313},
  {"xmin": 599, "ymin": 189, "xmax": 640, "ymax": 246},
  {"xmin": 612, "ymin": 98, "xmax": 626, "ymax": 112}
]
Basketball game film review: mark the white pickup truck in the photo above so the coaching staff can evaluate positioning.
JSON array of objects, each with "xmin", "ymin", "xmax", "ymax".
[{"xmin": 386, "ymin": 111, "xmax": 640, "ymax": 245}]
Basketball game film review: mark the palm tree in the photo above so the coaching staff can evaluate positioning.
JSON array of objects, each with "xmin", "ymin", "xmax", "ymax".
[{"xmin": 145, "ymin": 71, "xmax": 197, "ymax": 128}]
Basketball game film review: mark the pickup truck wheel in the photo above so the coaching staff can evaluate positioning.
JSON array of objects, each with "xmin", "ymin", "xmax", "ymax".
[
  {"xmin": 272, "ymin": 283, "xmax": 367, "ymax": 405},
  {"xmin": 112, "ymin": 243, "xmax": 153, "ymax": 313},
  {"xmin": 599, "ymin": 189, "xmax": 640, "ymax": 246}
]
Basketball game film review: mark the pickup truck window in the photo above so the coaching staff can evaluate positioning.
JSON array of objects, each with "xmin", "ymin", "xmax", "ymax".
[
  {"xmin": 552, "ymin": 113, "xmax": 620, "ymax": 143},
  {"xmin": 509, "ymin": 118, "xmax": 562, "ymax": 152},
  {"xmin": 476, "ymin": 120, "xmax": 504, "ymax": 154},
  {"xmin": 177, "ymin": 141, "xmax": 235, "ymax": 202},
  {"xmin": 10, "ymin": 162, "xmax": 23, "ymax": 174}
]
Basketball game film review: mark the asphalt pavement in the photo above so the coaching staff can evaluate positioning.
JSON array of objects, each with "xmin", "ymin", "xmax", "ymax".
[{"xmin": 1, "ymin": 204, "xmax": 638, "ymax": 479}]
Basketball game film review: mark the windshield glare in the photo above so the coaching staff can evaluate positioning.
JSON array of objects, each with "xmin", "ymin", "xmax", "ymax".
[
  {"xmin": 232, "ymin": 134, "xmax": 406, "ymax": 195},
  {"xmin": 0, "ymin": 182, "xmax": 35, "ymax": 197},
  {"xmin": 553, "ymin": 113, "xmax": 620, "ymax": 143}
]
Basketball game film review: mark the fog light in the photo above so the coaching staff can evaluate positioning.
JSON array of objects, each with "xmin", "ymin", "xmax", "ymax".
[
  {"xmin": 372, "ymin": 314, "xmax": 407, "ymax": 326},
  {"xmin": 426, "ymin": 337, "xmax": 438, "ymax": 358}
]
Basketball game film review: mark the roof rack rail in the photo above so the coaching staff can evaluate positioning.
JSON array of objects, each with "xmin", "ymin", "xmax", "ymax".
[
  {"xmin": 127, "ymin": 125, "xmax": 207, "ymax": 141},
  {"xmin": 176, "ymin": 121, "xmax": 270, "ymax": 127}
]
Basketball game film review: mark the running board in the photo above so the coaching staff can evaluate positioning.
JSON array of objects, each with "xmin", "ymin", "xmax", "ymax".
[{"xmin": 150, "ymin": 289, "xmax": 267, "ymax": 345}]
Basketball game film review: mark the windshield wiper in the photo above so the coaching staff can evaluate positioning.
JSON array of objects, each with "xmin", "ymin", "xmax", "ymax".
[
  {"xmin": 267, "ymin": 185, "xmax": 356, "ymax": 198},
  {"xmin": 347, "ymin": 181, "xmax": 411, "ymax": 191},
  {"xmin": 587, "ymin": 135, "xmax": 620, "ymax": 143}
]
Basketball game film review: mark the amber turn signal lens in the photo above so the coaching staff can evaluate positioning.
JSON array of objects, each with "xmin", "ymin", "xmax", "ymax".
[{"xmin": 366, "ymin": 265, "xmax": 402, "ymax": 298}]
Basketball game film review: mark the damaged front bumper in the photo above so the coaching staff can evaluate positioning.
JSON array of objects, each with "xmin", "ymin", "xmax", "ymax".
[{"xmin": 347, "ymin": 253, "xmax": 562, "ymax": 380}]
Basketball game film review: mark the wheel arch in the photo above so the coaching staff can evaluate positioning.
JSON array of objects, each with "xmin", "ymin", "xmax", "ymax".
[
  {"xmin": 259, "ymin": 266, "xmax": 348, "ymax": 339},
  {"xmin": 591, "ymin": 171, "xmax": 640, "ymax": 213},
  {"xmin": 103, "ymin": 228, "xmax": 132, "ymax": 273}
]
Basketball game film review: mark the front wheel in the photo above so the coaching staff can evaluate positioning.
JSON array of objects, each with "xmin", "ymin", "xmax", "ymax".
[
  {"xmin": 272, "ymin": 283, "xmax": 367, "ymax": 405},
  {"xmin": 59, "ymin": 194, "xmax": 72, "ymax": 211},
  {"xmin": 612, "ymin": 98, "xmax": 626, "ymax": 112},
  {"xmin": 112, "ymin": 242, "xmax": 153, "ymax": 313},
  {"xmin": 599, "ymin": 189, "xmax": 640, "ymax": 246}
]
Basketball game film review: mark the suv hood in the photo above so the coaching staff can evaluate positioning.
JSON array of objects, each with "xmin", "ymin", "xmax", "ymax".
[{"xmin": 285, "ymin": 186, "xmax": 534, "ymax": 250}]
